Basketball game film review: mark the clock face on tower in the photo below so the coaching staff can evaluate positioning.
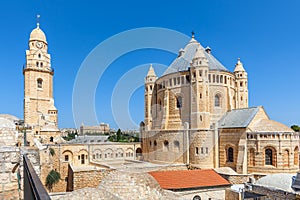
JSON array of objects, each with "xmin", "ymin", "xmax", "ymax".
[{"xmin": 36, "ymin": 41, "xmax": 43, "ymax": 49}]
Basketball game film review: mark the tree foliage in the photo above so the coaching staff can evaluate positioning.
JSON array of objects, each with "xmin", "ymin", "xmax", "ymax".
[
  {"xmin": 117, "ymin": 129, "xmax": 122, "ymax": 141},
  {"xmin": 291, "ymin": 125, "xmax": 300, "ymax": 132},
  {"xmin": 45, "ymin": 170, "xmax": 61, "ymax": 191},
  {"xmin": 62, "ymin": 132, "xmax": 77, "ymax": 141},
  {"xmin": 108, "ymin": 129, "xmax": 139, "ymax": 142}
]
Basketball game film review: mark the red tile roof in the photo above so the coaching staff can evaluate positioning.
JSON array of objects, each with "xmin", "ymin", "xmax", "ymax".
[{"xmin": 148, "ymin": 169, "xmax": 230, "ymax": 190}]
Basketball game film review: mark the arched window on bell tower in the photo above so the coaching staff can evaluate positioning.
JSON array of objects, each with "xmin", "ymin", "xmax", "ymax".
[{"xmin": 37, "ymin": 78, "xmax": 43, "ymax": 89}]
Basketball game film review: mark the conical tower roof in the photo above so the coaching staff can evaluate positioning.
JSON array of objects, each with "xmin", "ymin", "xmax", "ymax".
[
  {"xmin": 234, "ymin": 58, "xmax": 246, "ymax": 72},
  {"xmin": 146, "ymin": 64, "xmax": 157, "ymax": 77}
]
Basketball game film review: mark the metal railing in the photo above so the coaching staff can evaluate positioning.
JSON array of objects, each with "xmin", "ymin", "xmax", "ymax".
[{"xmin": 23, "ymin": 155, "xmax": 51, "ymax": 200}]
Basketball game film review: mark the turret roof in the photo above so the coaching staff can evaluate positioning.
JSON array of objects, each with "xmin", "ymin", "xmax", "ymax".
[
  {"xmin": 146, "ymin": 64, "xmax": 157, "ymax": 77},
  {"xmin": 234, "ymin": 58, "xmax": 246, "ymax": 72}
]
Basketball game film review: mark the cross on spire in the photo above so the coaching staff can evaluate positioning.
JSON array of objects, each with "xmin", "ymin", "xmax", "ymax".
[
  {"xmin": 37, "ymin": 14, "xmax": 40, "ymax": 28},
  {"xmin": 191, "ymin": 31, "xmax": 195, "ymax": 38}
]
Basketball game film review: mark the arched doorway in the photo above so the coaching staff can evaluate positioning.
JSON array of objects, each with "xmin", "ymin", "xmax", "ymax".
[{"xmin": 136, "ymin": 147, "xmax": 142, "ymax": 160}]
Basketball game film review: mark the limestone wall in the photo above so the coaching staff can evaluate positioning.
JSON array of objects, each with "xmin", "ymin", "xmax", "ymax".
[
  {"xmin": 69, "ymin": 165, "xmax": 111, "ymax": 191},
  {"xmin": 219, "ymin": 173, "xmax": 252, "ymax": 184},
  {"xmin": 225, "ymin": 189, "xmax": 242, "ymax": 200},
  {"xmin": 0, "ymin": 146, "xmax": 40, "ymax": 200},
  {"xmin": 219, "ymin": 128, "xmax": 245, "ymax": 171},
  {"xmin": 0, "ymin": 147, "xmax": 20, "ymax": 200}
]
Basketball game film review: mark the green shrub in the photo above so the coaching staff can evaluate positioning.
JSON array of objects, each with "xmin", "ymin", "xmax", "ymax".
[
  {"xmin": 45, "ymin": 170, "xmax": 61, "ymax": 191},
  {"xmin": 49, "ymin": 148, "xmax": 55, "ymax": 156}
]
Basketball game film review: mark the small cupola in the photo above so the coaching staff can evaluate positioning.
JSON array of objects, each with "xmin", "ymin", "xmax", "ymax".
[
  {"xmin": 178, "ymin": 48, "xmax": 185, "ymax": 57},
  {"xmin": 205, "ymin": 46, "xmax": 211, "ymax": 54}
]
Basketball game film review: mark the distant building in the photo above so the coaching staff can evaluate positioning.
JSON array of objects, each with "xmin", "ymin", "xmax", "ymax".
[
  {"xmin": 60, "ymin": 128, "xmax": 78, "ymax": 137},
  {"xmin": 79, "ymin": 123, "xmax": 110, "ymax": 135}
]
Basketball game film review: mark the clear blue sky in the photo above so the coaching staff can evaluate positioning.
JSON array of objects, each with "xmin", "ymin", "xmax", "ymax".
[{"xmin": 1, "ymin": 0, "xmax": 300, "ymax": 129}]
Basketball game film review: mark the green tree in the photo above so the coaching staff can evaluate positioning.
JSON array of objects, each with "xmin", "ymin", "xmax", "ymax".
[
  {"xmin": 62, "ymin": 132, "xmax": 78, "ymax": 141},
  {"xmin": 117, "ymin": 129, "xmax": 122, "ymax": 141},
  {"xmin": 291, "ymin": 125, "xmax": 300, "ymax": 132}
]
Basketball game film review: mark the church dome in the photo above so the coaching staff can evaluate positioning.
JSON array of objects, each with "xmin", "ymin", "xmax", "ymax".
[
  {"xmin": 162, "ymin": 36, "xmax": 228, "ymax": 76},
  {"xmin": 29, "ymin": 26, "xmax": 47, "ymax": 43}
]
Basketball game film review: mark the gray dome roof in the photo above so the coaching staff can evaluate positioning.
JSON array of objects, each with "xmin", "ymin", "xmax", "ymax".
[{"xmin": 163, "ymin": 38, "xmax": 228, "ymax": 76}]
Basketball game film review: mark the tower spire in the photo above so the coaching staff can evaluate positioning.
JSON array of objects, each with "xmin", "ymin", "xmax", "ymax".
[{"xmin": 37, "ymin": 14, "xmax": 40, "ymax": 28}]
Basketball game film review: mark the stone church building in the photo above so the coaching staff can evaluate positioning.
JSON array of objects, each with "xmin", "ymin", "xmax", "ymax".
[
  {"xmin": 23, "ymin": 22, "xmax": 60, "ymax": 145},
  {"xmin": 141, "ymin": 35, "xmax": 299, "ymax": 174}
]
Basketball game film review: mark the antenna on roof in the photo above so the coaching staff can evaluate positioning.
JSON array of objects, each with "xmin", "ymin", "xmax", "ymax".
[{"xmin": 37, "ymin": 14, "xmax": 40, "ymax": 28}]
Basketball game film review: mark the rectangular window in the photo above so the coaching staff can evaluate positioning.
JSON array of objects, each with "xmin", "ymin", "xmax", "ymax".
[
  {"xmin": 181, "ymin": 76, "xmax": 184, "ymax": 84},
  {"xmin": 195, "ymin": 147, "xmax": 199, "ymax": 155},
  {"xmin": 201, "ymin": 147, "xmax": 204, "ymax": 154},
  {"xmin": 206, "ymin": 147, "xmax": 208, "ymax": 154},
  {"xmin": 65, "ymin": 155, "xmax": 69, "ymax": 161},
  {"xmin": 173, "ymin": 78, "xmax": 176, "ymax": 85},
  {"xmin": 177, "ymin": 77, "xmax": 180, "ymax": 85},
  {"xmin": 169, "ymin": 79, "xmax": 172, "ymax": 86}
]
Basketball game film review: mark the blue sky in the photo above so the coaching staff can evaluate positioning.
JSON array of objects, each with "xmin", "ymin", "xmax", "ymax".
[{"xmin": 0, "ymin": 0, "xmax": 300, "ymax": 129}]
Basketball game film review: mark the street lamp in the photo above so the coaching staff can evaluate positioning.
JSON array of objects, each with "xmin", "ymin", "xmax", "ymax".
[{"xmin": 16, "ymin": 120, "xmax": 31, "ymax": 146}]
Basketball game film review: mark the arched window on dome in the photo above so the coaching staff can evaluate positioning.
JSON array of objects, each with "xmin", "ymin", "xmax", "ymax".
[
  {"xmin": 174, "ymin": 141, "xmax": 180, "ymax": 152},
  {"xmin": 265, "ymin": 148, "xmax": 276, "ymax": 166},
  {"xmin": 176, "ymin": 96, "xmax": 182, "ymax": 109},
  {"xmin": 227, "ymin": 147, "xmax": 234, "ymax": 162},
  {"xmin": 215, "ymin": 94, "xmax": 221, "ymax": 107},
  {"xmin": 294, "ymin": 146, "xmax": 299, "ymax": 166},
  {"xmin": 37, "ymin": 78, "xmax": 43, "ymax": 89},
  {"xmin": 283, "ymin": 149, "xmax": 290, "ymax": 167},
  {"xmin": 163, "ymin": 140, "xmax": 169, "ymax": 151}
]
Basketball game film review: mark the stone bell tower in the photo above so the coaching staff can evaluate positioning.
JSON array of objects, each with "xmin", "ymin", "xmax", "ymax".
[
  {"xmin": 144, "ymin": 64, "xmax": 157, "ymax": 130},
  {"xmin": 234, "ymin": 58, "xmax": 248, "ymax": 109},
  {"xmin": 23, "ymin": 19, "xmax": 58, "ymax": 130}
]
